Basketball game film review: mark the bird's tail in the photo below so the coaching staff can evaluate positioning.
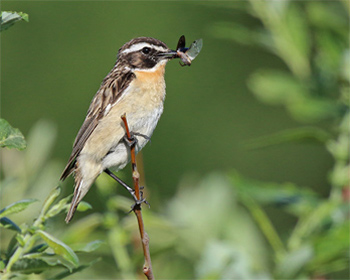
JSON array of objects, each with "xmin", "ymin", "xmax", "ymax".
[
  {"xmin": 65, "ymin": 176, "xmax": 93, "ymax": 223},
  {"xmin": 65, "ymin": 180, "xmax": 83, "ymax": 223}
]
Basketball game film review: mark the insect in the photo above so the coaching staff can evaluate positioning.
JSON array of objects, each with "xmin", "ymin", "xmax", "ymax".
[{"xmin": 176, "ymin": 35, "xmax": 203, "ymax": 66}]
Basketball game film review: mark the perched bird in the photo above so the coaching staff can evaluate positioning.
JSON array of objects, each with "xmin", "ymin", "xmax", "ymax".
[{"xmin": 61, "ymin": 37, "xmax": 180, "ymax": 223}]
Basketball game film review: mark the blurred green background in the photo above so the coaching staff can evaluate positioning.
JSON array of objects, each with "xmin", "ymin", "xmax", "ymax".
[
  {"xmin": 1, "ymin": 1, "xmax": 349, "ymax": 279},
  {"xmin": 2, "ymin": 1, "xmax": 333, "ymax": 195}
]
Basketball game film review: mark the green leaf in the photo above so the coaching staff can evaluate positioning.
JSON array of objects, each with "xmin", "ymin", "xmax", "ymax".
[
  {"xmin": 37, "ymin": 230, "xmax": 79, "ymax": 268},
  {"xmin": 0, "ymin": 11, "xmax": 28, "ymax": 32},
  {"xmin": 23, "ymin": 253, "xmax": 76, "ymax": 272},
  {"xmin": 0, "ymin": 119, "xmax": 26, "ymax": 150},
  {"xmin": 70, "ymin": 240, "xmax": 104, "ymax": 253},
  {"xmin": 41, "ymin": 187, "xmax": 61, "ymax": 216},
  {"xmin": 0, "ymin": 199, "xmax": 37, "ymax": 218},
  {"xmin": 0, "ymin": 217, "xmax": 21, "ymax": 232},
  {"xmin": 11, "ymin": 258, "xmax": 55, "ymax": 274},
  {"xmin": 45, "ymin": 195, "xmax": 72, "ymax": 219},
  {"xmin": 76, "ymin": 201, "xmax": 92, "ymax": 212}
]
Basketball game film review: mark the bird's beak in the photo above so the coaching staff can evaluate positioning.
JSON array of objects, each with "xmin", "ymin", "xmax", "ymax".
[{"xmin": 158, "ymin": 49, "xmax": 178, "ymax": 60}]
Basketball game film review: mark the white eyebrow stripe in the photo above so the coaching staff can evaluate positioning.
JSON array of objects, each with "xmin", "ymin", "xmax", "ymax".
[{"xmin": 121, "ymin": 43, "xmax": 168, "ymax": 54}]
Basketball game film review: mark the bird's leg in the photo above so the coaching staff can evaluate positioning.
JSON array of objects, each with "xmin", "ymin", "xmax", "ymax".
[
  {"xmin": 104, "ymin": 169, "xmax": 138, "ymax": 201},
  {"xmin": 123, "ymin": 132, "xmax": 151, "ymax": 147},
  {"xmin": 104, "ymin": 169, "xmax": 149, "ymax": 210}
]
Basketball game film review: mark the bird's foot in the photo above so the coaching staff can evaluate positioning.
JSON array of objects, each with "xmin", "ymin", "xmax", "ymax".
[
  {"xmin": 129, "ymin": 186, "xmax": 150, "ymax": 212},
  {"xmin": 123, "ymin": 132, "xmax": 151, "ymax": 147}
]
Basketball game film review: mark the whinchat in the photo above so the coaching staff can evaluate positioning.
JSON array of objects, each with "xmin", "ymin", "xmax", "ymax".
[{"xmin": 60, "ymin": 36, "xmax": 201, "ymax": 223}]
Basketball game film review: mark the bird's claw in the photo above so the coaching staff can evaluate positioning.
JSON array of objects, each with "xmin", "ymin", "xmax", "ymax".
[
  {"xmin": 123, "ymin": 132, "xmax": 151, "ymax": 147},
  {"xmin": 128, "ymin": 187, "xmax": 150, "ymax": 213}
]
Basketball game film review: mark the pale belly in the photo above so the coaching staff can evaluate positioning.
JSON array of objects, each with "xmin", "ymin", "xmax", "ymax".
[{"xmin": 101, "ymin": 101, "xmax": 164, "ymax": 172}]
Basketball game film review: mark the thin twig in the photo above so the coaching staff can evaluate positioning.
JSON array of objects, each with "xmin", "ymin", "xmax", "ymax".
[{"xmin": 121, "ymin": 114, "xmax": 154, "ymax": 280}]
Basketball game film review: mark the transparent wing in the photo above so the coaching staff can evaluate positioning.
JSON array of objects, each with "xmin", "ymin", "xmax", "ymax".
[{"xmin": 186, "ymin": 38, "xmax": 203, "ymax": 61}]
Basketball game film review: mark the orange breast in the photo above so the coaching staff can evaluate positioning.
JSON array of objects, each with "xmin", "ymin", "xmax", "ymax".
[{"xmin": 134, "ymin": 63, "xmax": 166, "ymax": 83}]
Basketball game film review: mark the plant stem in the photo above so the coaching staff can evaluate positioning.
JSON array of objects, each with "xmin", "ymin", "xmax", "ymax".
[
  {"xmin": 121, "ymin": 114, "xmax": 154, "ymax": 280},
  {"xmin": 3, "ymin": 204, "xmax": 46, "ymax": 279},
  {"xmin": 241, "ymin": 194, "xmax": 286, "ymax": 261}
]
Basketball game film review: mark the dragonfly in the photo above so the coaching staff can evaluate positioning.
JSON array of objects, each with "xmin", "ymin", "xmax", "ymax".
[{"xmin": 175, "ymin": 35, "xmax": 203, "ymax": 66}]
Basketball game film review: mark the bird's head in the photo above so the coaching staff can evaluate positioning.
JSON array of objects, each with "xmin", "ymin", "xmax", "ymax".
[{"xmin": 117, "ymin": 37, "xmax": 177, "ymax": 71}]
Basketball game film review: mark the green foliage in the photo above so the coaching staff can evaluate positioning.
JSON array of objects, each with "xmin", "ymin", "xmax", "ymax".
[
  {"xmin": 0, "ymin": 121, "xmax": 102, "ymax": 279},
  {"xmin": 0, "ymin": 119, "xmax": 26, "ymax": 150},
  {"xmin": 0, "ymin": 186, "xmax": 102, "ymax": 280},
  {"xmin": 0, "ymin": 11, "xmax": 28, "ymax": 32},
  {"xmin": 0, "ymin": 199, "xmax": 37, "ymax": 218},
  {"xmin": 230, "ymin": 171, "xmax": 349, "ymax": 279},
  {"xmin": 207, "ymin": 1, "xmax": 350, "ymax": 279},
  {"xmin": 36, "ymin": 230, "xmax": 79, "ymax": 269},
  {"xmin": 210, "ymin": 0, "xmax": 348, "ymax": 124}
]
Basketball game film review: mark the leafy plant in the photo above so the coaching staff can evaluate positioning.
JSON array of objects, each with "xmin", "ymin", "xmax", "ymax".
[
  {"xmin": 206, "ymin": 0, "xmax": 349, "ymax": 279},
  {"xmin": 0, "ymin": 119, "xmax": 26, "ymax": 150},
  {"xmin": 0, "ymin": 119, "xmax": 103, "ymax": 279},
  {"xmin": 0, "ymin": 11, "xmax": 28, "ymax": 32},
  {"xmin": 0, "ymin": 187, "xmax": 102, "ymax": 279}
]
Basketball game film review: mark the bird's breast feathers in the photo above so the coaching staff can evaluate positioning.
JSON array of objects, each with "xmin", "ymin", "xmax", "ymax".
[{"xmin": 80, "ymin": 62, "xmax": 167, "ymax": 166}]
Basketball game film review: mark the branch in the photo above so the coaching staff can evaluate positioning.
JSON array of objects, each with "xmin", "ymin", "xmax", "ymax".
[{"xmin": 121, "ymin": 114, "xmax": 154, "ymax": 280}]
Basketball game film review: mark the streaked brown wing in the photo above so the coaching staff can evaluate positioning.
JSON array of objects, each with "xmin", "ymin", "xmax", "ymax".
[{"xmin": 60, "ymin": 67, "xmax": 135, "ymax": 180}]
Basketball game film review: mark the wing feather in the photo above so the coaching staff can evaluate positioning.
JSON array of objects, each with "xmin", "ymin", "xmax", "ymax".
[{"xmin": 60, "ymin": 67, "xmax": 135, "ymax": 180}]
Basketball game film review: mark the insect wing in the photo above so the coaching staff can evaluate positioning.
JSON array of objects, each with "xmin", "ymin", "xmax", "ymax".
[
  {"xmin": 186, "ymin": 38, "xmax": 203, "ymax": 61},
  {"xmin": 176, "ymin": 35, "xmax": 186, "ymax": 51}
]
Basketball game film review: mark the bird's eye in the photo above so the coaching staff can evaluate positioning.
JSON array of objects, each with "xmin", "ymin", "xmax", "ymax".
[{"xmin": 142, "ymin": 47, "xmax": 151, "ymax": 54}]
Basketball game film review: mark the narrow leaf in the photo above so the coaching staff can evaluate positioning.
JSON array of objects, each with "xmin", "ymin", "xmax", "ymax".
[
  {"xmin": 0, "ymin": 199, "xmax": 37, "ymax": 218},
  {"xmin": 0, "ymin": 217, "xmax": 21, "ymax": 232},
  {"xmin": 70, "ymin": 240, "xmax": 104, "ymax": 253},
  {"xmin": 41, "ymin": 187, "xmax": 61, "ymax": 216},
  {"xmin": 45, "ymin": 195, "xmax": 72, "ymax": 219},
  {"xmin": 0, "ymin": 11, "xmax": 29, "ymax": 32},
  {"xmin": 0, "ymin": 119, "xmax": 26, "ymax": 149},
  {"xmin": 37, "ymin": 230, "xmax": 79, "ymax": 268},
  {"xmin": 11, "ymin": 258, "xmax": 54, "ymax": 274},
  {"xmin": 23, "ymin": 253, "xmax": 76, "ymax": 272}
]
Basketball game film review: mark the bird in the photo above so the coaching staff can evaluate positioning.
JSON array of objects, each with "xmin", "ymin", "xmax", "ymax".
[{"xmin": 60, "ymin": 37, "xmax": 181, "ymax": 223}]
